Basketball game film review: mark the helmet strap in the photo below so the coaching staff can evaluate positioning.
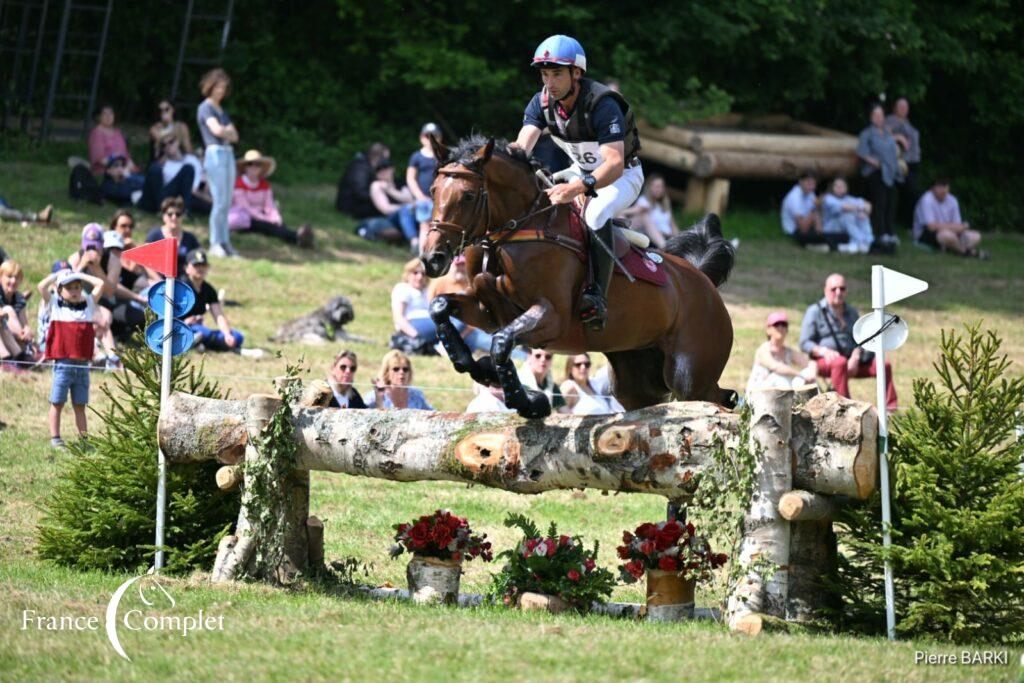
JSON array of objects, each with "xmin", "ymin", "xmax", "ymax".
[{"xmin": 555, "ymin": 68, "xmax": 581, "ymax": 103}]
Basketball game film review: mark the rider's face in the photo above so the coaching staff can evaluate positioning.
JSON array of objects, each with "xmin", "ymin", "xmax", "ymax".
[{"xmin": 541, "ymin": 66, "xmax": 576, "ymax": 100}]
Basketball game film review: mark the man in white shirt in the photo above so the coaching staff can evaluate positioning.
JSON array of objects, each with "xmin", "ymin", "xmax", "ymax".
[{"xmin": 781, "ymin": 170, "xmax": 830, "ymax": 252}]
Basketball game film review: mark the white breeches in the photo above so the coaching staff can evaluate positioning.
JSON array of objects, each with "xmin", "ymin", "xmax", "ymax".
[{"xmin": 579, "ymin": 164, "xmax": 644, "ymax": 230}]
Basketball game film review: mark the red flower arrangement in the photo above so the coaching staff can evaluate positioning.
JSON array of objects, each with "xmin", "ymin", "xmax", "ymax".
[
  {"xmin": 390, "ymin": 509, "xmax": 493, "ymax": 563},
  {"xmin": 616, "ymin": 519, "xmax": 727, "ymax": 583}
]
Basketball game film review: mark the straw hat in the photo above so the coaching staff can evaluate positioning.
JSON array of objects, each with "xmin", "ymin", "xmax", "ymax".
[{"xmin": 236, "ymin": 149, "xmax": 276, "ymax": 177}]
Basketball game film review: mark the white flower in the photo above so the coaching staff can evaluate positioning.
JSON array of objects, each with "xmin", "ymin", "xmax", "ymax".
[{"xmin": 534, "ymin": 542, "xmax": 548, "ymax": 557}]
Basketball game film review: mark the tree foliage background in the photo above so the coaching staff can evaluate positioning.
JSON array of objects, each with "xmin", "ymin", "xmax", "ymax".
[{"xmin": 11, "ymin": 0, "xmax": 1023, "ymax": 227}]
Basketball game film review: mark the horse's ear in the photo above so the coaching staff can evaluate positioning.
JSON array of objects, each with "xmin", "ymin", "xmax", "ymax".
[
  {"xmin": 479, "ymin": 138, "xmax": 495, "ymax": 164},
  {"xmin": 430, "ymin": 136, "xmax": 449, "ymax": 163}
]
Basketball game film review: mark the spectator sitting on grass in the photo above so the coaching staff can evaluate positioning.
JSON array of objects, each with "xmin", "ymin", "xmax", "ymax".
[
  {"xmin": 821, "ymin": 177, "xmax": 874, "ymax": 254},
  {"xmin": 0, "ymin": 198, "xmax": 53, "ymax": 226},
  {"xmin": 465, "ymin": 383, "xmax": 514, "ymax": 413},
  {"xmin": 369, "ymin": 160, "xmax": 420, "ymax": 250},
  {"xmin": 100, "ymin": 154, "xmax": 146, "ymax": 207},
  {"xmin": 88, "ymin": 105, "xmax": 137, "ymax": 176},
  {"xmin": 560, "ymin": 353, "xmax": 624, "ymax": 415},
  {"xmin": 368, "ymin": 350, "xmax": 433, "ymax": 410},
  {"xmin": 38, "ymin": 269, "xmax": 108, "ymax": 448},
  {"xmin": 149, "ymin": 100, "xmax": 194, "ymax": 161},
  {"xmin": 229, "ymin": 149, "xmax": 313, "ymax": 248},
  {"xmin": 178, "ymin": 249, "xmax": 245, "ymax": 353},
  {"xmin": 407, "ymin": 123, "xmax": 442, "ymax": 249},
  {"xmin": 799, "ymin": 272, "xmax": 897, "ymax": 410},
  {"xmin": 145, "ymin": 196, "xmax": 201, "ymax": 279},
  {"xmin": 781, "ymin": 170, "xmax": 838, "ymax": 252},
  {"xmin": 517, "ymin": 347, "xmax": 567, "ymax": 413},
  {"xmin": 326, "ymin": 349, "xmax": 366, "ymax": 409},
  {"xmin": 67, "ymin": 224, "xmax": 120, "ymax": 368},
  {"xmin": 913, "ymin": 179, "xmax": 987, "ymax": 259},
  {"xmin": 391, "ymin": 258, "xmax": 438, "ymax": 353},
  {"xmin": 138, "ymin": 133, "xmax": 201, "ymax": 214},
  {"xmin": 621, "ymin": 174, "xmax": 679, "ymax": 249},
  {"xmin": 336, "ymin": 142, "xmax": 389, "ymax": 218},
  {"xmin": 1, "ymin": 260, "xmax": 34, "ymax": 365},
  {"xmin": 745, "ymin": 311, "xmax": 817, "ymax": 395}
]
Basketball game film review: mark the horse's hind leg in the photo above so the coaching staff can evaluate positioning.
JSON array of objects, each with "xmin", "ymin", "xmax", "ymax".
[
  {"xmin": 662, "ymin": 350, "xmax": 723, "ymax": 404},
  {"xmin": 604, "ymin": 349, "xmax": 670, "ymax": 411},
  {"xmin": 429, "ymin": 295, "xmax": 500, "ymax": 387}
]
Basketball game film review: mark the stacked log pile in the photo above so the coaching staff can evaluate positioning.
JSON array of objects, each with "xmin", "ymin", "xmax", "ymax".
[
  {"xmin": 636, "ymin": 116, "xmax": 858, "ymax": 214},
  {"xmin": 158, "ymin": 389, "xmax": 877, "ymax": 632}
]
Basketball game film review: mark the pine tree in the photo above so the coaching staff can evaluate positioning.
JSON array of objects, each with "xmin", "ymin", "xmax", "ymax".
[
  {"xmin": 833, "ymin": 324, "xmax": 1024, "ymax": 643},
  {"xmin": 37, "ymin": 332, "xmax": 239, "ymax": 574}
]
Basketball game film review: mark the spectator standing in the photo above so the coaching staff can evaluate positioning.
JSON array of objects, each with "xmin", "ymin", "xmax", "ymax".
[
  {"xmin": 407, "ymin": 123, "xmax": 442, "ymax": 250},
  {"xmin": 885, "ymin": 98, "xmax": 921, "ymax": 228},
  {"xmin": 857, "ymin": 103, "xmax": 903, "ymax": 248},
  {"xmin": 326, "ymin": 349, "xmax": 367, "ymax": 408},
  {"xmin": 88, "ymin": 105, "xmax": 136, "ymax": 175},
  {"xmin": 149, "ymin": 100, "xmax": 194, "ymax": 160},
  {"xmin": 336, "ymin": 142, "xmax": 389, "ymax": 218},
  {"xmin": 745, "ymin": 311, "xmax": 817, "ymax": 394},
  {"xmin": 229, "ymin": 149, "xmax": 313, "ymax": 248},
  {"xmin": 368, "ymin": 350, "xmax": 433, "ymax": 409},
  {"xmin": 1, "ymin": 260, "xmax": 33, "ymax": 364},
  {"xmin": 145, "ymin": 196, "xmax": 201, "ymax": 278},
  {"xmin": 67, "ymin": 223, "xmax": 120, "ymax": 367},
  {"xmin": 798, "ymin": 273, "xmax": 897, "ymax": 410},
  {"xmin": 197, "ymin": 68, "xmax": 240, "ymax": 258},
  {"xmin": 38, "ymin": 269, "xmax": 107, "ymax": 448},
  {"xmin": 517, "ymin": 348, "xmax": 567, "ymax": 413},
  {"xmin": 178, "ymin": 249, "xmax": 244, "ymax": 352},
  {"xmin": 913, "ymin": 179, "xmax": 986, "ymax": 258},
  {"xmin": 781, "ymin": 170, "xmax": 833, "ymax": 251},
  {"xmin": 391, "ymin": 258, "xmax": 438, "ymax": 352},
  {"xmin": 624, "ymin": 174, "xmax": 679, "ymax": 249},
  {"xmin": 560, "ymin": 353, "xmax": 624, "ymax": 415},
  {"xmin": 821, "ymin": 177, "xmax": 874, "ymax": 253}
]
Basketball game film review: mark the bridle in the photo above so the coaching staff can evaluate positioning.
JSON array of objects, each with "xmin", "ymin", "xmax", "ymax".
[{"xmin": 428, "ymin": 161, "xmax": 557, "ymax": 254}]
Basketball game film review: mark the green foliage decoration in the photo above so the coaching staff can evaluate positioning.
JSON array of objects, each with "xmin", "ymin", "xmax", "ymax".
[
  {"xmin": 832, "ymin": 324, "xmax": 1024, "ymax": 643},
  {"xmin": 37, "ymin": 330, "xmax": 238, "ymax": 574}
]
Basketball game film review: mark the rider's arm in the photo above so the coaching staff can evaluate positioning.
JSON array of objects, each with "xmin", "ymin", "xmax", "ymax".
[
  {"xmin": 548, "ymin": 141, "xmax": 624, "ymax": 204},
  {"xmin": 512, "ymin": 125, "xmax": 543, "ymax": 155}
]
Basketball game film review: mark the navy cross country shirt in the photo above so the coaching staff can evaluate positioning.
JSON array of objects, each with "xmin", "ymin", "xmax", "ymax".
[{"xmin": 522, "ymin": 92, "xmax": 626, "ymax": 145}]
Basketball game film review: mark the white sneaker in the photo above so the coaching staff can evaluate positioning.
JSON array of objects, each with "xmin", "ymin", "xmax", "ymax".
[
  {"xmin": 239, "ymin": 348, "xmax": 264, "ymax": 359},
  {"xmin": 208, "ymin": 244, "xmax": 228, "ymax": 258},
  {"xmin": 224, "ymin": 244, "xmax": 244, "ymax": 259},
  {"xmin": 858, "ymin": 243, "xmax": 871, "ymax": 254},
  {"xmin": 838, "ymin": 243, "xmax": 859, "ymax": 254}
]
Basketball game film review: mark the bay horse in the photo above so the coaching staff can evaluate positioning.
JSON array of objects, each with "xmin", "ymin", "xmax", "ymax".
[{"xmin": 422, "ymin": 134, "xmax": 735, "ymax": 419}]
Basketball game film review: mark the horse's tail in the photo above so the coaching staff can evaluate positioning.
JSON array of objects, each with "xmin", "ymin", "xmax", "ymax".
[{"xmin": 663, "ymin": 213, "xmax": 735, "ymax": 288}]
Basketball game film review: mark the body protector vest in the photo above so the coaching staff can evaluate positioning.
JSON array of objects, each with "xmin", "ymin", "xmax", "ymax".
[{"xmin": 541, "ymin": 78, "xmax": 641, "ymax": 172}]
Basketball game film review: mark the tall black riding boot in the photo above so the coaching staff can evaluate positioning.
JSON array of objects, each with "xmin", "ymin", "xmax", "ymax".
[{"xmin": 579, "ymin": 221, "xmax": 615, "ymax": 330}]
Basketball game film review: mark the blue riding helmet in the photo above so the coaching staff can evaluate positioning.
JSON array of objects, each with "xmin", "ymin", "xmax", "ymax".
[{"xmin": 531, "ymin": 35, "xmax": 586, "ymax": 72}]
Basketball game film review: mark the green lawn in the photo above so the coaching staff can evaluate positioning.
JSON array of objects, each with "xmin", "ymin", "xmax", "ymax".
[{"xmin": 1, "ymin": 156, "xmax": 1022, "ymax": 682}]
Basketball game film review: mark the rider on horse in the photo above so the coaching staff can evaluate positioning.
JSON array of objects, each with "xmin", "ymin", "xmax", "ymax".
[{"xmin": 510, "ymin": 34, "xmax": 644, "ymax": 331}]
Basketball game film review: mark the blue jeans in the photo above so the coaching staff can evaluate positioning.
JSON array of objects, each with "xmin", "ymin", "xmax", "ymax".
[
  {"xmin": 408, "ymin": 316, "xmax": 438, "ymax": 343},
  {"xmin": 189, "ymin": 323, "xmax": 243, "ymax": 352},
  {"xmin": 204, "ymin": 145, "xmax": 236, "ymax": 248},
  {"xmin": 139, "ymin": 163, "xmax": 195, "ymax": 213},
  {"xmin": 388, "ymin": 204, "xmax": 419, "ymax": 242},
  {"xmin": 50, "ymin": 359, "xmax": 90, "ymax": 405},
  {"xmin": 452, "ymin": 320, "xmax": 526, "ymax": 360}
]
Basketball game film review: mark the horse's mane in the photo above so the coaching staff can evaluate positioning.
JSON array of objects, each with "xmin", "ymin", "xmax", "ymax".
[{"xmin": 447, "ymin": 133, "xmax": 534, "ymax": 172}]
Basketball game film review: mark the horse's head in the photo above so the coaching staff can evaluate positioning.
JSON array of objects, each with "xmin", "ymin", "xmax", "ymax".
[{"xmin": 421, "ymin": 135, "xmax": 539, "ymax": 278}]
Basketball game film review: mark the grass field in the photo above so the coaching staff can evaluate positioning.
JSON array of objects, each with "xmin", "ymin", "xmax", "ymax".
[{"xmin": 1, "ymin": 155, "xmax": 1022, "ymax": 681}]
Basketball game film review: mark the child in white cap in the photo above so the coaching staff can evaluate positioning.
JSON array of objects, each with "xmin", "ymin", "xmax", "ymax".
[{"xmin": 37, "ymin": 269, "xmax": 107, "ymax": 448}]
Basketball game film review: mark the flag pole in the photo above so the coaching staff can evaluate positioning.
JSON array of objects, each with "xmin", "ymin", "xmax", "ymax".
[{"xmin": 872, "ymin": 265, "xmax": 896, "ymax": 640}]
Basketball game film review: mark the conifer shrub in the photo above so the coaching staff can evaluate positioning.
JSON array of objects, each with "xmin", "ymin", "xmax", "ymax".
[
  {"xmin": 37, "ymin": 334, "xmax": 239, "ymax": 574},
  {"xmin": 833, "ymin": 324, "xmax": 1024, "ymax": 643}
]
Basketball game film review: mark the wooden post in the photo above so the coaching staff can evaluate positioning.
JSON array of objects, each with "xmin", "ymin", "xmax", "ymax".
[
  {"xmin": 786, "ymin": 520, "xmax": 837, "ymax": 622},
  {"xmin": 306, "ymin": 516, "xmax": 324, "ymax": 572},
  {"xmin": 704, "ymin": 179, "xmax": 730, "ymax": 215},
  {"xmin": 683, "ymin": 178, "xmax": 708, "ymax": 213}
]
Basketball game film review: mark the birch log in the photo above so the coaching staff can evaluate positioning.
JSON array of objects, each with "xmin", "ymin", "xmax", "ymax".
[
  {"xmin": 691, "ymin": 132, "xmax": 857, "ymax": 156},
  {"xmin": 791, "ymin": 392, "xmax": 878, "ymax": 499},
  {"xmin": 637, "ymin": 139, "xmax": 699, "ymax": 172},
  {"xmin": 694, "ymin": 151, "xmax": 858, "ymax": 180},
  {"xmin": 786, "ymin": 520, "xmax": 838, "ymax": 622},
  {"xmin": 778, "ymin": 490, "xmax": 837, "ymax": 521},
  {"xmin": 727, "ymin": 389, "xmax": 794, "ymax": 632}
]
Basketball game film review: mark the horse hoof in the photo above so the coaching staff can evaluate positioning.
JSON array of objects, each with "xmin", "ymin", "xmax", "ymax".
[{"xmin": 517, "ymin": 390, "xmax": 551, "ymax": 419}]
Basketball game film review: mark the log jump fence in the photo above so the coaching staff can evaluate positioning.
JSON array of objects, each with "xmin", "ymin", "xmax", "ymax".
[{"xmin": 158, "ymin": 388, "xmax": 877, "ymax": 634}]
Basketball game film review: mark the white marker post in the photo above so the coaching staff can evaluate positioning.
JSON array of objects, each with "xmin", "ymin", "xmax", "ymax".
[
  {"xmin": 859, "ymin": 265, "xmax": 928, "ymax": 641},
  {"xmin": 155, "ymin": 274, "xmax": 175, "ymax": 571}
]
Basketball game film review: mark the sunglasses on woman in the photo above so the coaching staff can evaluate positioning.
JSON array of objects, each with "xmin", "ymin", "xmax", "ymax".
[
  {"xmin": 573, "ymin": 361, "xmax": 591, "ymax": 368},
  {"xmin": 337, "ymin": 364, "xmax": 357, "ymax": 372},
  {"xmin": 391, "ymin": 366, "xmax": 411, "ymax": 373},
  {"xmin": 533, "ymin": 352, "xmax": 553, "ymax": 360},
  {"xmin": 164, "ymin": 210, "xmax": 182, "ymax": 217}
]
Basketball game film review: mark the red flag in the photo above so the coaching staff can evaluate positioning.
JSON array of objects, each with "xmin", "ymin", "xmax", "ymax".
[{"xmin": 123, "ymin": 238, "xmax": 178, "ymax": 278}]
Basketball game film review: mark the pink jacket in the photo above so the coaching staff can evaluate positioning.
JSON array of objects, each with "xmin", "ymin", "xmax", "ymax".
[
  {"xmin": 229, "ymin": 176, "xmax": 282, "ymax": 229},
  {"xmin": 88, "ymin": 125, "xmax": 132, "ymax": 174}
]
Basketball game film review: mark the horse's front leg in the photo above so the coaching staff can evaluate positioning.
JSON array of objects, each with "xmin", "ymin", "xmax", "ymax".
[
  {"xmin": 429, "ymin": 294, "xmax": 501, "ymax": 387},
  {"xmin": 491, "ymin": 299, "xmax": 562, "ymax": 419}
]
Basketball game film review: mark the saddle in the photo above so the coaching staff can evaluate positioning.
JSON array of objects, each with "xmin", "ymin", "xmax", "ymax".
[{"xmin": 567, "ymin": 210, "xmax": 668, "ymax": 287}]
